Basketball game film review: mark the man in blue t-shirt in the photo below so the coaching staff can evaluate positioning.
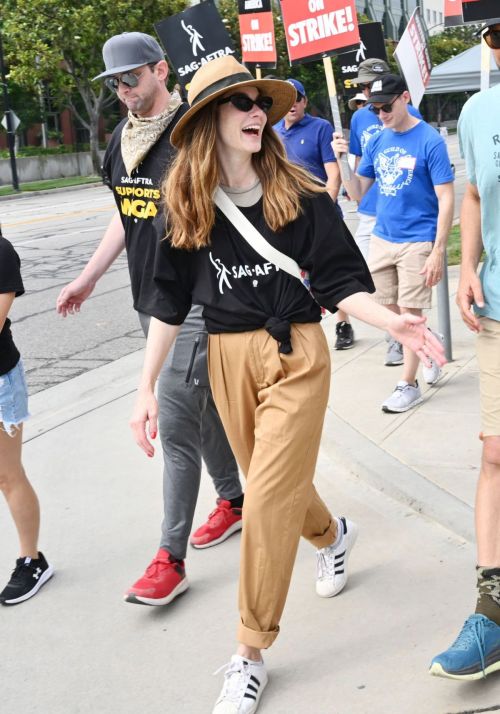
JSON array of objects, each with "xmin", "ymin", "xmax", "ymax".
[
  {"xmin": 333, "ymin": 74, "xmax": 454, "ymax": 413},
  {"xmin": 430, "ymin": 17, "xmax": 500, "ymax": 682},
  {"xmin": 348, "ymin": 58, "xmax": 422, "ymax": 363}
]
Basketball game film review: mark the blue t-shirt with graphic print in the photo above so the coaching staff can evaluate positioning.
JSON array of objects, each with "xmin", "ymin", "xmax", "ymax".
[
  {"xmin": 357, "ymin": 120, "xmax": 454, "ymax": 243},
  {"xmin": 349, "ymin": 104, "xmax": 422, "ymax": 216},
  {"xmin": 458, "ymin": 83, "xmax": 500, "ymax": 321}
]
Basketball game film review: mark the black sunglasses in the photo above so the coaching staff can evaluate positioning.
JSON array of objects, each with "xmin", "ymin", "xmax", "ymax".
[
  {"xmin": 369, "ymin": 95, "xmax": 401, "ymax": 115},
  {"xmin": 355, "ymin": 100, "xmax": 365, "ymax": 105},
  {"xmin": 105, "ymin": 64, "xmax": 155, "ymax": 92},
  {"xmin": 217, "ymin": 93, "xmax": 274, "ymax": 114},
  {"xmin": 358, "ymin": 83, "xmax": 370, "ymax": 90},
  {"xmin": 484, "ymin": 28, "xmax": 500, "ymax": 49}
]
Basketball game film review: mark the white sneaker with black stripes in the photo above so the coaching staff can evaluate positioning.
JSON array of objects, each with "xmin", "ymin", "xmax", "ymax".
[
  {"xmin": 316, "ymin": 517, "xmax": 358, "ymax": 598},
  {"xmin": 213, "ymin": 655, "xmax": 268, "ymax": 714}
]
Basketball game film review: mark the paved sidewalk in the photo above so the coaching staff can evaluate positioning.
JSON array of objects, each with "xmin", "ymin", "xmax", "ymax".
[
  {"xmin": 2, "ymin": 274, "xmax": 499, "ymax": 713},
  {"xmin": 321, "ymin": 264, "xmax": 480, "ymax": 544},
  {"xmin": 3, "ymin": 139, "xmax": 499, "ymax": 710}
]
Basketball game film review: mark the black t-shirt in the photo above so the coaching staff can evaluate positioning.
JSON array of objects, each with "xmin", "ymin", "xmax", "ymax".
[
  {"xmin": 139, "ymin": 191, "xmax": 374, "ymax": 334},
  {"xmin": 101, "ymin": 104, "xmax": 188, "ymax": 313},
  {"xmin": 0, "ymin": 236, "xmax": 24, "ymax": 375}
]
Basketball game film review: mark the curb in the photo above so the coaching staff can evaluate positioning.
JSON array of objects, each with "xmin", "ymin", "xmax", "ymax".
[
  {"xmin": 322, "ymin": 407, "xmax": 474, "ymax": 543},
  {"xmin": 0, "ymin": 181, "xmax": 102, "ymax": 202}
]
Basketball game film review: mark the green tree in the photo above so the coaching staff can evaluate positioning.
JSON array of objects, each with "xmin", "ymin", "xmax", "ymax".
[
  {"xmin": 1, "ymin": 0, "xmax": 188, "ymax": 172},
  {"xmin": 428, "ymin": 25, "xmax": 479, "ymax": 66}
]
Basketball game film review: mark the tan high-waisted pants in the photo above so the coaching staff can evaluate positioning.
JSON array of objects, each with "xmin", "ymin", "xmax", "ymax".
[{"xmin": 208, "ymin": 322, "xmax": 337, "ymax": 649}]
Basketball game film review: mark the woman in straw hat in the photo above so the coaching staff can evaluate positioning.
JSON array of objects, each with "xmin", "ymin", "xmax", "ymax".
[{"xmin": 130, "ymin": 55, "xmax": 445, "ymax": 713}]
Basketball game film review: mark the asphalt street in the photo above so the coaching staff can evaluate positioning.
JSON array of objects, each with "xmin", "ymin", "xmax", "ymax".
[{"xmin": 0, "ymin": 184, "xmax": 141, "ymax": 394}]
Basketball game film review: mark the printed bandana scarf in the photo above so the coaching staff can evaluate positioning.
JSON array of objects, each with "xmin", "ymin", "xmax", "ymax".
[{"xmin": 121, "ymin": 94, "xmax": 182, "ymax": 175}]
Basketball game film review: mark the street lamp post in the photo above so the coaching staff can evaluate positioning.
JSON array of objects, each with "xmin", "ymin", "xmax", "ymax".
[{"xmin": 0, "ymin": 30, "xmax": 19, "ymax": 191}]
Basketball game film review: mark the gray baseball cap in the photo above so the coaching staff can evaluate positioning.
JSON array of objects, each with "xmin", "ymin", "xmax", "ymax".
[
  {"xmin": 93, "ymin": 32, "xmax": 164, "ymax": 80},
  {"xmin": 352, "ymin": 58, "xmax": 390, "ymax": 85}
]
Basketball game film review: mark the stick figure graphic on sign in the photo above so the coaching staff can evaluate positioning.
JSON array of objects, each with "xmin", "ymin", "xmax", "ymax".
[
  {"xmin": 181, "ymin": 20, "xmax": 205, "ymax": 57},
  {"xmin": 356, "ymin": 40, "xmax": 367, "ymax": 63}
]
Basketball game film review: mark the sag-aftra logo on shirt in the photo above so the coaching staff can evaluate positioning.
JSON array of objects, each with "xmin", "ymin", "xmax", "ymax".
[{"xmin": 209, "ymin": 252, "xmax": 278, "ymax": 294}]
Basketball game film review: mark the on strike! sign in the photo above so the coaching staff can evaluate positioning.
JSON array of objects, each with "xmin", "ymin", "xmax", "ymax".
[
  {"xmin": 394, "ymin": 8, "xmax": 432, "ymax": 108},
  {"xmin": 444, "ymin": 0, "xmax": 463, "ymax": 27},
  {"xmin": 462, "ymin": 0, "xmax": 499, "ymax": 23},
  {"xmin": 281, "ymin": 0, "xmax": 360, "ymax": 65},
  {"xmin": 238, "ymin": 0, "xmax": 277, "ymax": 68}
]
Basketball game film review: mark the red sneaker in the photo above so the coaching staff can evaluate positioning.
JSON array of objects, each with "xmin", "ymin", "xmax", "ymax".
[
  {"xmin": 190, "ymin": 499, "xmax": 243, "ymax": 549},
  {"xmin": 124, "ymin": 548, "xmax": 188, "ymax": 606}
]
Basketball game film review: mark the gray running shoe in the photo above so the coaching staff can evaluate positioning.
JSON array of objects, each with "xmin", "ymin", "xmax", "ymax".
[
  {"xmin": 382, "ymin": 380, "xmax": 423, "ymax": 413},
  {"xmin": 385, "ymin": 339, "xmax": 403, "ymax": 366}
]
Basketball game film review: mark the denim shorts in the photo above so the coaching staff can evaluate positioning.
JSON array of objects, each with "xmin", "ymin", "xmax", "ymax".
[{"xmin": 0, "ymin": 359, "xmax": 30, "ymax": 436}]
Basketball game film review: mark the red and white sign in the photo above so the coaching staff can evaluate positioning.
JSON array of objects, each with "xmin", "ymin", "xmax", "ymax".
[
  {"xmin": 281, "ymin": 0, "xmax": 360, "ymax": 65},
  {"xmin": 394, "ymin": 8, "xmax": 432, "ymax": 108},
  {"xmin": 444, "ymin": 0, "xmax": 463, "ymax": 27},
  {"xmin": 239, "ymin": 12, "xmax": 277, "ymax": 67}
]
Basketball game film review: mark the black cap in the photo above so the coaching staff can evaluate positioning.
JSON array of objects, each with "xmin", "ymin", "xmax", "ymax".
[
  {"xmin": 368, "ymin": 74, "xmax": 407, "ymax": 103},
  {"xmin": 475, "ymin": 17, "xmax": 500, "ymax": 35}
]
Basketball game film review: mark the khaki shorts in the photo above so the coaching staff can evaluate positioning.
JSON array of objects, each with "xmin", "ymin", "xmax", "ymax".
[
  {"xmin": 368, "ymin": 234, "xmax": 433, "ymax": 309},
  {"xmin": 477, "ymin": 317, "xmax": 500, "ymax": 437}
]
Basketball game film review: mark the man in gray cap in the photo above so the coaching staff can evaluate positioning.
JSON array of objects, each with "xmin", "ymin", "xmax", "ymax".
[
  {"xmin": 345, "ymin": 58, "xmax": 424, "ymax": 365},
  {"xmin": 430, "ymin": 16, "xmax": 500, "ymax": 682},
  {"xmin": 57, "ymin": 32, "xmax": 243, "ymax": 607}
]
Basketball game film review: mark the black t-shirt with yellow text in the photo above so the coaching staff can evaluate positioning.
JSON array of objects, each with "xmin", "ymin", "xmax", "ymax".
[{"xmin": 101, "ymin": 104, "xmax": 188, "ymax": 314}]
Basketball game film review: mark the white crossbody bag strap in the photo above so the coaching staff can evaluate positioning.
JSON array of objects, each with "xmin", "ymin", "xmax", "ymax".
[{"xmin": 214, "ymin": 187, "xmax": 303, "ymax": 281}]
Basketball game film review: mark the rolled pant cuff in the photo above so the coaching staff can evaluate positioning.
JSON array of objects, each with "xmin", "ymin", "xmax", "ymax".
[
  {"xmin": 309, "ymin": 519, "xmax": 337, "ymax": 549},
  {"xmin": 238, "ymin": 623, "xmax": 279, "ymax": 649}
]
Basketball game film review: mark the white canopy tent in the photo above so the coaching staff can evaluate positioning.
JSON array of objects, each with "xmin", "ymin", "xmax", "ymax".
[{"xmin": 426, "ymin": 44, "xmax": 500, "ymax": 94}]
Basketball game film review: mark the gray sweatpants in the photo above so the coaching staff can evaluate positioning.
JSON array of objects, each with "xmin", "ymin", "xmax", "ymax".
[{"xmin": 139, "ymin": 306, "xmax": 242, "ymax": 560}]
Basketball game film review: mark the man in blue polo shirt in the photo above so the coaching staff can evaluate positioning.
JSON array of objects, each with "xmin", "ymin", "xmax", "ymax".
[{"xmin": 275, "ymin": 78, "xmax": 350, "ymax": 349}]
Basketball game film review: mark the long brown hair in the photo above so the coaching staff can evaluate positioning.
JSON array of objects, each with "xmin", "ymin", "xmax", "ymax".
[{"xmin": 162, "ymin": 102, "xmax": 325, "ymax": 250}]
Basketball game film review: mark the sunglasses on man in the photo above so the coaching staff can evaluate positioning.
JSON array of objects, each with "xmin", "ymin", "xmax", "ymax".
[
  {"xmin": 484, "ymin": 26, "xmax": 500, "ymax": 50},
  {"xmin": 105, "ymin": 64, "xmax": 156, "ymax": 92},
  {"xmin": 217, "ymin": 93, "xmax": 274, "ymax": 114},
  {"xmin": 369, "ymin": 95, "xmax": 401, "ymax": 115}
]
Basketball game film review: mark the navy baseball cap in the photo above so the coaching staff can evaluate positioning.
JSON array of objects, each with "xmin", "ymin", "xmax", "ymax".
[
  {"xmin": 286, "ymin": 78, "xmax": 306, "ymax": 99},
  {"xmin": 93, "ymin": 32, "xmax": 164, "ymax": 80}
]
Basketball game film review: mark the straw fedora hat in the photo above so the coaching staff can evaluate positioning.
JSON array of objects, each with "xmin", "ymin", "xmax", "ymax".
[{"xmin": 170, "ymin": 55, "xmax": 296, "ymax": 147}]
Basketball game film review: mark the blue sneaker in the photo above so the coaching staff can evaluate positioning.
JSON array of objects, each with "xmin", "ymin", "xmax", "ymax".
[{"xmin": 429, "ymin": 614, "xmax": 500, "ymax": 680}]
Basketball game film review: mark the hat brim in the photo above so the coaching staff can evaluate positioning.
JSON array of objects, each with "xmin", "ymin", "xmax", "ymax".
[
  {"xmin": 348, "ymin": 97, "xmax": 366, "ymax": 110},
  {"xmin": 352, "ymin": 73, "xmax": 379, "ymax": 86},
  {"xmin": 368, "ymin": 93, "xmax": 401, "ymax": 104},
  {"xmin": 475, "ymin": 17, "xmax": 500, "ymax": 35},
  {"xmin": 93, "ymin": 62, "xmax": 151, "ymax": 81},
  {"xmin": 170, "ymin": 78, "xmax": 297, "ymax": 148}
]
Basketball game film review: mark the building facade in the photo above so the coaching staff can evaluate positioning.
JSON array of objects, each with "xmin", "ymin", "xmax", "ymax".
[{"xmin": 355, "ymin": 0, "xmax": 420, "ymax": 39}]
